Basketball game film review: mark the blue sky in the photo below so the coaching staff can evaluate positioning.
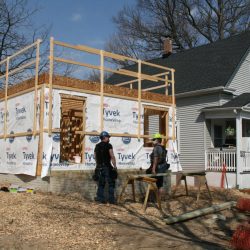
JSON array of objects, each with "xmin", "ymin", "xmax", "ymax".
[{"xmin": 28, "ymin": 0, "xmax": 135, "ymax": 49}]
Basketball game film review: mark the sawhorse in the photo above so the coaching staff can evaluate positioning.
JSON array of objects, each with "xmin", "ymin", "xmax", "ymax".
[
  {"xmin": 118, "ymin": 175, "xmax": 162, "ymax": 212},
  {"xmin": 172, "ymin": 171, "xmax": 212, "ymax": 202}
]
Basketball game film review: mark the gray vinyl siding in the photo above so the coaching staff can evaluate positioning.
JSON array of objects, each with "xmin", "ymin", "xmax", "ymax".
[
  {"xmin": 176, "ymin": 94, "xmax": 220, "ymax": 171},
  {"xmin": 227, "ymin": 50, "xmax": 250, "ymax": 95}
]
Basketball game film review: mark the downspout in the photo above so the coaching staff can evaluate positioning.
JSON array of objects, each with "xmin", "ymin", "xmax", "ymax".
[{"xmin": 236, "ymin": 110, "xmax": 242, "ymax": 188}]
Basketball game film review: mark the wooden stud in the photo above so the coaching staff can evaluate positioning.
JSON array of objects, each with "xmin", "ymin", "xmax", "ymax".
[
  {"xmin": 4, "ymin": 57, "xmax": 9, "ymax": 139},
  {"xmin": 48, "ymin": 37, "xmax": 54, "ymax": 136},
  {"xmin": 37, "ymin": 85, "xmax": 45, "ymax": 176},
  {"xmin": 0, "ymin": 40, "xmax": 39, "ymax": 66},
  {"xmin": 0, "ymin": 85, "xmax": 43, "ymax": 102},
  {"xmin": 141, "ymin": 60, "xmax": 172, "ymax": 71},
  {"xmin": 54, "ymin": 57, "xmax": 100, "ymax": 71},
  {"xmin": 0, "ymin": 131, "xmax": 40, "ymax": 139},
  {"xmin": 143, "ymin": 105, "xmax": 169, "ymax": 112},
  {"xmin": 33, "ymin": 40, "xmax": 41, "ymax": 136},
  {"xmin": 0, "ymin": 60, "xmax": 36, "ymax": 81},
  {"xmin": 165, "ymin": 111, "xmax": 169, "ymax": 148},
  {"xmin": 142, "ymin": 84, "xmax": 167, "ymax": 92},
  {"xmin": 51, "ymin": 84, "xmax": 173, "ymax": 107},
  {"xmin": 115, "ymin": 72, "xmax": 170, "ymax": 87},
  {"xmin": 171, "ymin": 69, "xmax": 176, "ymax": 141},
  {"xmin": 137, "ymin": 60, "xmax": 142, "ymax": 139},
  {"xmin": 100, "ymin": 50, "xmax": 104, "ymax": 131},
  {"xmin": 81, "ymin": 100, "xmax": 86, "ymax": 164},
  {"xmin": 165, "ymin": 74, "xmax": 169, "ymax": 96},
  {"xmin": 74, "ymin": 130, "xmax": 172, "ymax": 140}
]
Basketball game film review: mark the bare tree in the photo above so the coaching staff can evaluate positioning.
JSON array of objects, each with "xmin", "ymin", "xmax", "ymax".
[
  {"xmin": 105, "ymin": 0, "xmax": 250, "ymax": 65},
  {"xmin": 0, "ymin": 0, "xmax": 50, "ymax": 87},
  {"xmin": 86, "ymin": 69, "xmax": 112, "ymax": 83}
]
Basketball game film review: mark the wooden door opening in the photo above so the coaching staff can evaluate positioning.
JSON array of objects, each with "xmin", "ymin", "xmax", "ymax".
[
  {"xmin": 60, "ymin": 95, "xmax": 85, "ymax": 163},
  {"xmin": 144, "ymin": 107, "xmax": 167, "ymax": 147}
]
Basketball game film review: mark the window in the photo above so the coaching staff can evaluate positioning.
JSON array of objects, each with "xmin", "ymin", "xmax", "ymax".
[
  {"xmin": 143, "ymin": 106, "xmax": 167, "ymax": 147},
  {"xmin": 214, "ymin": 125, "xmax": 223, "ymax": 147},
  {"xmin": 60, "ymin": 95, "xmax": 85, "ymax": 162},
  {"xmin": 243, "ymin": 119, "xmax": 250, "ymax": 137}
]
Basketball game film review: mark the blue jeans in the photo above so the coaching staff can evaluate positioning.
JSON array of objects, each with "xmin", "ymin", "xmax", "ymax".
[{"xmin": 96, "ymin": 167, "xmax": 115, "ymax": 203}]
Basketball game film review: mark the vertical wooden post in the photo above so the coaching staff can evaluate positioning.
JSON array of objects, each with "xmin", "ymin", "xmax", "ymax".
[
  {"xmin": 48, "ymin": 37, "xmax": 54, "ymax": 136},
  {"xmin": 100, "ymin": 50, "xmax": 104, "ymax": 132},
  {"xmin": 33, "ymin": 39, "xmax": 41, "ymax": 136},
  {"xmin": 4, "ymin": 57, "xmax": 9, "ymax": 140},
  {"xmin": 171, "ymin": 69, "xmax": 176, "ymax": 141},
  {"xmin": 37, "ymin": 85, "xmax": 45, "ymax": 176},
  {"xmin": 165, "ymin": 111, "xmax": 169, "ymax": 148},
  {"xmin": 81, "ymin": 100, "xmax": 86, "ymax": 164},
  {"xmin": 165, "ymin": 73, "xmax": 169, "ymax": 147},
  {"xmin": 165, "ymin": 74, "xmax": 169, "ymax": 96},
  {"xmin": 137, "ymin": 60, "xmax": 142, "ymax": 139}
]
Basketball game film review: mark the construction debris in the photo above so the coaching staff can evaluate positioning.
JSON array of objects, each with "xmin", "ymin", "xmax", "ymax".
[{"xmin": 164, "ymin": 201, "xmax": 236, "ymax": 224}]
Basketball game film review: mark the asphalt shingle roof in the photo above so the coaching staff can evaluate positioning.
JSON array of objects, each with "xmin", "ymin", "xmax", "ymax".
[
  {"xmin": 202, "ymin": 93, "xmax": 250, "ymax": 111},
  {"xmin": 107, "ymin": 31, "xmax": 250, "ymax": 95}
]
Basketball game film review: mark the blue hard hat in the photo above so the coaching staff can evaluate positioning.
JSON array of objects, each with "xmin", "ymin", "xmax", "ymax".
[{"xmin": 100, "ymin": 131, "xmax": 110, "ymax": 138}]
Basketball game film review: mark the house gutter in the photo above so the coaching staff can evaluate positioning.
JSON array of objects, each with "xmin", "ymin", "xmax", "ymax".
[
  {"xmin": 203, "ymin": 107, "xmax": 250, "ymax": 113},
  {"xmin": 202, "ymin": 107, "xmax": 242, "ymax": 112},
  {"xmin": 175, "ymin": 86, "xmax": 235, "ymax": 98}
]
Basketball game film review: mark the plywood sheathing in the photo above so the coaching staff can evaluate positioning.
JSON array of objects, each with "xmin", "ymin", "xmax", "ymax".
[{"xmin": 0, "ymin": 73, "xmax": 172, "ymax": 104}]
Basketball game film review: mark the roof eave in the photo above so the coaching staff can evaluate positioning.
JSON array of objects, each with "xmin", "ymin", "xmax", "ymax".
[{"xmin": 176, "ymin": 86, "xmax": 235, "ymax": 98}]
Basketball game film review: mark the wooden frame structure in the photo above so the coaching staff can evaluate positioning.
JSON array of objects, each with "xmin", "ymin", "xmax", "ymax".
[
  {"xmin": 48, "ymin": 37, "xmax": 176, "ymax": 141},
  {"xmin": 0, "ymin": 37, "xmax": 176, "ymax": 176}
]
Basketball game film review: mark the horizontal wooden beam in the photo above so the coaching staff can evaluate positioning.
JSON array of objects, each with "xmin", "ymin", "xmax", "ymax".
[
  {"xmin": 0, "ymin": 39, "xmax": 42, "ymax": 66},
  {"xmin": 142, "ymin": 84, "xmax": 167, "ymax": 92},
  {"xmin": 54, "ymin": 57, "xmax": 100, "ymax": 71},
  {"xmin": 0, "ymin": 131, "xmax": 40, "ymax": 139},
  {"xmin": 141, "ymin": 60, "xmax": 173, "ymax": 71},
  {"xmin": 164, "ymin": 201, "xmax": 236, "ymax": 224},
  {"xmin": 0, "ymin": 60, "xmax": 36, "ymax": 80},
  {"xmin": 115, "ymin": 72, "xmax": 170, "ymax": 87},
  {"xmin": 74, "ymin": 130, "xmax": 172, "ymax": 140},
  {"xmin": 49, "ymin": 84, "xmax": 172, "ymax": 106}
]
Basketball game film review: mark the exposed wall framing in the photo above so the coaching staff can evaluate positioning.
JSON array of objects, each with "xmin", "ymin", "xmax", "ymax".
[{"xmin": 0, "ymin": 38, "xmax": 176, "ymax": 176}]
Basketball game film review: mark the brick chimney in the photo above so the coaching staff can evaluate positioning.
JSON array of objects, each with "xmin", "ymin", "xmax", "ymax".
[{"xmin": 163, "ymin": 38, "xmax": 172, "ymax": 58}]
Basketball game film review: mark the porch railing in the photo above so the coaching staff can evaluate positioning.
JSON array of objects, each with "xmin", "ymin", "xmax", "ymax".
[
  {"xmin": 241, "ymin": 151, "xmax": 250, "ymax": 172},
  {"xmin": 205, "ymin": 149, "xmax": 236, "ymax": 172}
]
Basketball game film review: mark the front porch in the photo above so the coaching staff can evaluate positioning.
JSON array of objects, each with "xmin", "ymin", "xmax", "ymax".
[{"xmin": 203, "ymin": 103, "xmax": 250, "ymax": 189}]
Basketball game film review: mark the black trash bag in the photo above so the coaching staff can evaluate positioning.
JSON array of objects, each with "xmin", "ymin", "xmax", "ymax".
[
  {"xmin": 110, "ymin": 168, "xmax": 118, "ymax": 180},
  {"xmin": 146, "ymin": 165, "xmax": 152, "ymax": 174},
  {"xmin": 92, "ymin": 168, "xmax": 102, "ymax": 182}
]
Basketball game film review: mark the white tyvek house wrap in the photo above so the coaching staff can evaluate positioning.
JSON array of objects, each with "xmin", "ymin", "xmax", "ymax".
[
  {"xmin": 167, "ymin": 107, "xmax": 182, "ymax": 172},
  {"xmin": 0, "ymin": 87, "xmax": 181, "ymax": 177},
  {"xmin": 42, "ymin": 89, "xmax": 181, "ymax": 175},
  {"xmin": 43, "ymin": 88, "xmax": 61, "ymax": 129},
  {"xmin": 0, "ymin": 135, "xmax": 38, "ymax": 176},
  {"xmin": 0, "ymin": 101, "xmax": 5, "ymax": 135},
  {"xmin": 7, "ymin": 91, "xmax": 36, "ymax": 134}
]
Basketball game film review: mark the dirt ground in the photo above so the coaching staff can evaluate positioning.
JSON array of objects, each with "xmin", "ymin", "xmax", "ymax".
[{"xmin": 0, "ymin": 186, "xmax": 249, "ymax": 250}]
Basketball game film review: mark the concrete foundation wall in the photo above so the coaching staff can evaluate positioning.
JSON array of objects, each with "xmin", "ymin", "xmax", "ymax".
[
  {"xmin": 49, "ymin": 169, "xmax": 172, "ymax": 201},
  {"xmin": 0, "ymin": 173, "xmax": 50, "ymax": 192},
  {"xmin": 0, "ymin": 170, "xmax": 172, "ymax": 201}
]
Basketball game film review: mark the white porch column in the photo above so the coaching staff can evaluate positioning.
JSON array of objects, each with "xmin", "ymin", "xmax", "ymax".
[{"xmin": 236, "ymin": 112, "xmax": 242, "ymax": 188}]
